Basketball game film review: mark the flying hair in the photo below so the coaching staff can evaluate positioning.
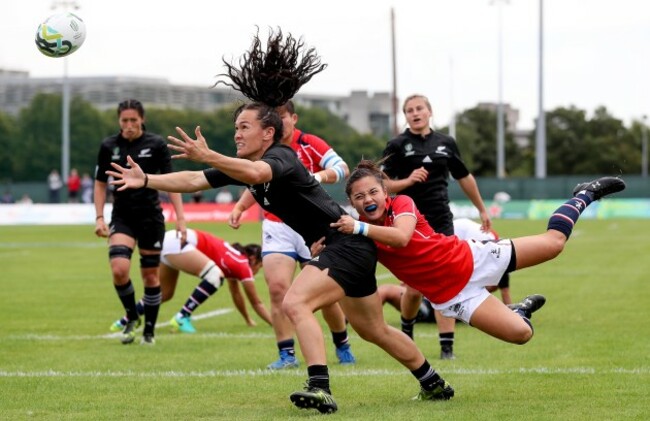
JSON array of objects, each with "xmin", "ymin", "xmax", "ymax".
[{"xmin": 215, "ymin": 27, "xmax": 327, "ymax": 107}]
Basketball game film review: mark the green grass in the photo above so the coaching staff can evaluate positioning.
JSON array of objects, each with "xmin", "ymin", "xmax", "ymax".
[{"xmin": 1, "ymin": 220, "xmax": 649, "ymax": 420}]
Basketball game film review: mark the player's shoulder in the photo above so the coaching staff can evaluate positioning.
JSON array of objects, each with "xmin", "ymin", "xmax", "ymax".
[
  {"xmin": 390, "ymin": 194, "xmax": 417, "ymax": 212},
  {"xmin": 432, "ymin": 130, "xmax": 456, "ymax": 143},
  {"xmin": 386, "ymin": 131, "xmax": 411, "ymax": 147},
  {"xmin": 100, "ymin": 133, "xmax": 119, "ymax": 147},
  {"xmin": 141, "ymin": 131, "xmax": 166, "ymax": 145}
]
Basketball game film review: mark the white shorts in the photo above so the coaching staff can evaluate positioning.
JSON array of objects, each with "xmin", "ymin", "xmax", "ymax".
[
  {"xmin": 261, "ymin": 219, "xmax": 311, "ymax": 263},
  {"xmin": 160, "ymin": 228, "xmax": 199, "ymax": 266},
  {"xmin": 433, "ymin": 239, "xmax": 513, "ymax": 324}
]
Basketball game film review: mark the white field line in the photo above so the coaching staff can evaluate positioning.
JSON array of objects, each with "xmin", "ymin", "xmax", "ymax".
[
  {"xmin": 0, "ymin": 367, "xmax": 647, "ymax": 378},
  {"xmin": 4, "ymin": 307, "xmax": 648, "ymax": 378}
]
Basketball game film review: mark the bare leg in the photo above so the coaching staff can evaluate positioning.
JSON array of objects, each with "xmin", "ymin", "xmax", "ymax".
[
  {"xmin": 511, "ymin": 230, "xmax": 566, "ymax": 270},
  {"xmin": 378, "ymin": 283, "xmax": 405, "ymax": 312},
  {"xmin": 321, "ymin": 303, "xmax": 347, "ymax": 332},
  {"xmin": 400, "ymin": 285, "xmax": 422, "ymax": 339},
  {"xmin": 469, "ymin": 294, "xmax": 533, "ymax": 344},
  {"xmin": 158, "ymin": 263, "xmax": 179, "ymax": 303},
  {"xmin": 282, "ymin": 265, "xmax": 345, "ymax": 366},
  {"xmin": 341, "ymin": 293, "xmax": 425, "ymax": 369},
  {"xmin": 264, "ymin": 253, "xmax": 298, "ymax": 343}
]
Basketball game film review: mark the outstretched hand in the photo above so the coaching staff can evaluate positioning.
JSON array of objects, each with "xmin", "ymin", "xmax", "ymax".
[
  {"xmin": 167, "ymin": 126, "xmax": 212, "ymax": 163},
  {"xmin": 106, "ymin": 155, "xmax": 146, "ymax": 191}
]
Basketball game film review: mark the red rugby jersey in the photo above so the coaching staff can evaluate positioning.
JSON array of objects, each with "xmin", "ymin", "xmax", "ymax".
[
  {"xmin": 195, "ymin": 230, "xmax": 255, "ymax": 282},
  {"xmin": 366, "ymin": 195, "xmax": 474, "ymax": 304}
]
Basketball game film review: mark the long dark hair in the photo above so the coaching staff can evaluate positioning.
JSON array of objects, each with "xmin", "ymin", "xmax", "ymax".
[
  {"xmin": 231, "ymin": 242, "xmax": 262, "ymax": 266},
  {"xmin": 215, "ymin": 27, "xmax": 327, "ymax": 107}
]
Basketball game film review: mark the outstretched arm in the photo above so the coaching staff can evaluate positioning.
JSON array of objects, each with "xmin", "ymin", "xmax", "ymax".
[
  {"xmin": 457, "ymin": 174, "xmax": 491, "ymax": 231},
  {"xmin": 107, "ymin": 155, "xmax": 211, "ymax": 193},
  {"xmin": 242, "ymin": 281, "xmax": 273, "ymax": 326},
  {"xmin": 226, "ymin": 279, "xmax": 256, "ymax": 327},
  {"xmin": 168, "ymin": 126, "xmax": 273, "ymax": 185},
  {"xmin": 331, "ymin": 214, "xmax": 416, "ymax": 248}
]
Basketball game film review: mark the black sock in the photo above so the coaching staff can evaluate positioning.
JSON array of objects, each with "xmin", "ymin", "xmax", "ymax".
[
  {"xmin": 411, "ymin": 361, "xmax": 441, "ymax": 391},
  {"xmin": 307, "ymin": 364, "xmax": 330, "ymax": 393},
  {"xmin": 331, "ymin": 329, "xmax": 349, "ymax": 349},
  {"xmin": 439, "ymin": 332, "xmax": 454, "ymax": 351},
  {"xmin": 119, "ymin": 299, "xmax": 144, "ymax": 326},
  {"xmin": 142, "ymin": 286, "xmax": 162, "ymax": 336},
  {"xmin": 180, "ymin": 280, "xmax": 218, "ymax": 317},
  {"xmin": 277, "ymin": 339, "xmax": 295, "ymax": 357},
  {"xmin": 401, "ymin": 316, "xmax": 417, "ymax": 339},
  {"xmin": 115, "ymin": 280, "xmax": 138, "ymax": 322}
]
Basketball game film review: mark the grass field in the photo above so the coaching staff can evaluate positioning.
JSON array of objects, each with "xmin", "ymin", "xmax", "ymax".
[{"xmin": 1, "ymin": 219, "xmax": 649, "ymax": 420}]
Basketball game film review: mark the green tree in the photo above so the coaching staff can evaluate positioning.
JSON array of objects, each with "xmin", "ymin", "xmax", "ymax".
[
  {"xmin": 15, "ymin": 94, "xmax": 64, "ymax": 181},
  {"xmin": 541, "ymin": 105, "xmax": 636, "ymax": 175},
  {"xmin": 69, "ymin": 96, "xmax": 114, "ymax": 178},
  {"xmin": 452, "ymin": 106, "xmax": 524, "ymax": 177},
  {"xmin": 0, "ymin": 111, "xmax": 18, "ymax": 182}
]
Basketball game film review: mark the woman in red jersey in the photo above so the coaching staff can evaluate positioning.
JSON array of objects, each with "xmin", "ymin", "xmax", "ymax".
[
  {"xmin": 330, "ymin": 160, "xmax": 624, "ymax": 343},
  {"xmin": 110, "ymin": 228, "xmax": 272, "ymax": 333}
]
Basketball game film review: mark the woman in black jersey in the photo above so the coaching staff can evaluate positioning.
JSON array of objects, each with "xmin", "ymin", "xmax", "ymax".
[
  {"xmin": 381, "ymin": 94, "xmax": 492, "ymax": 360},
  {"xmin": 106, "ymin": 28, "xmax": 454, "ymax": 414},
  {"xmin": 94, "ymin": 99, "xmax": 186, "ymax": 345}
]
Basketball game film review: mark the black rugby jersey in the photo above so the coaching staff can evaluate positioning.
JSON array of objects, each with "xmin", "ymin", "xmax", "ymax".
[
  {"xmin": 381, "ymin": 129, "xmax": 469, "ymax": 232},
  {"xmin": 95, "ymin": 131, "xmax": 174, "ymax": 212},
  {"xmin": 203, "ymin": 143, "xmax": 346, "ymax": 246}
]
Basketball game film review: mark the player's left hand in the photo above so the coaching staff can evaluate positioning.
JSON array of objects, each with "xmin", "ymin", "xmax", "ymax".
[{"xmin": 107, "ymin": 155, "xmax": 146, "ymax": 191}]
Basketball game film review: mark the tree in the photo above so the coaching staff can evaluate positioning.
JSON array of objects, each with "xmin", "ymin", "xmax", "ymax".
[
  {"xmin": 15, "ymin": 94, "xmax": 64, "ymax": 181},
  {"xmin": 0, "ymin": 111, "xmax": 18, "ymax": 182},
  {"xmin": 69, "ymin": 96, "xmax": 114, "ymax": 178},
  {"xmin": 452, "ymin": 106, "xmax": 525, "ymax": 177}
]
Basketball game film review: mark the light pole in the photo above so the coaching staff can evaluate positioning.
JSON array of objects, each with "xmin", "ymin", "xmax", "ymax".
[
  {"xmin": 390, "ymin": 7, "xmax": 399, "ymax": 137},
  {"xmin": 492, "ymin": 0, "xmax": 508, "ymax": 179},
  {"xmin": 642, "ymin": 115, "xmax": 648, "ymax": 178},
  {"xmin": 50, "ymin": 0, "xmax": 80, "ymax": 184},
  {"xmin": 535, "ymin": 0, "xmax": 546, "ymax": 179},
  {"xmin": 449, "ymin": 56, "xmax": 456, "ymax": 139}
]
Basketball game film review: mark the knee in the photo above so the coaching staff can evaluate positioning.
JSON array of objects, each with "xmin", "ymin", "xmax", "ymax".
[
  {"xmin": 281, "ymin": 293, "xmax": 302, "ymax": 323},
  {"xmin": 548, "ymin": 232, "xmax": 567, "ymax": 258},
  {"xmin": 510, "ymin": 325, "xmax": 534, "ymax": 345},
  {"xmin": 351, "ymin": 321, "xmax": 386, "ymax": 344},
  {"xmin": 267, "ymin": 279, "xmax": 290, "ymax": 304}
]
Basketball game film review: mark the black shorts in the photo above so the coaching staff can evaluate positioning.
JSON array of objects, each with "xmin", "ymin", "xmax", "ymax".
[
  {"xmin": 306, "ymin": 230, "xmax": 378, "ymax": 298},
  {"xmin": 109, "ymin": 210, "xmax": 165, "ymax": 251},
  {"xmin": 497, "ymin": 272, "xmax": 510, "ymax": 288}
]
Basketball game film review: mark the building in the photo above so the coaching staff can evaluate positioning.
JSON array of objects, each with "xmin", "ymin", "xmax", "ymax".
[
  {"xmin": 0, "ymin": 69, "xmax": 392, "ymax": 138},
  {"xmin": 477, "ymin": 101, "xmax": 531, "ymax": 147}
]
